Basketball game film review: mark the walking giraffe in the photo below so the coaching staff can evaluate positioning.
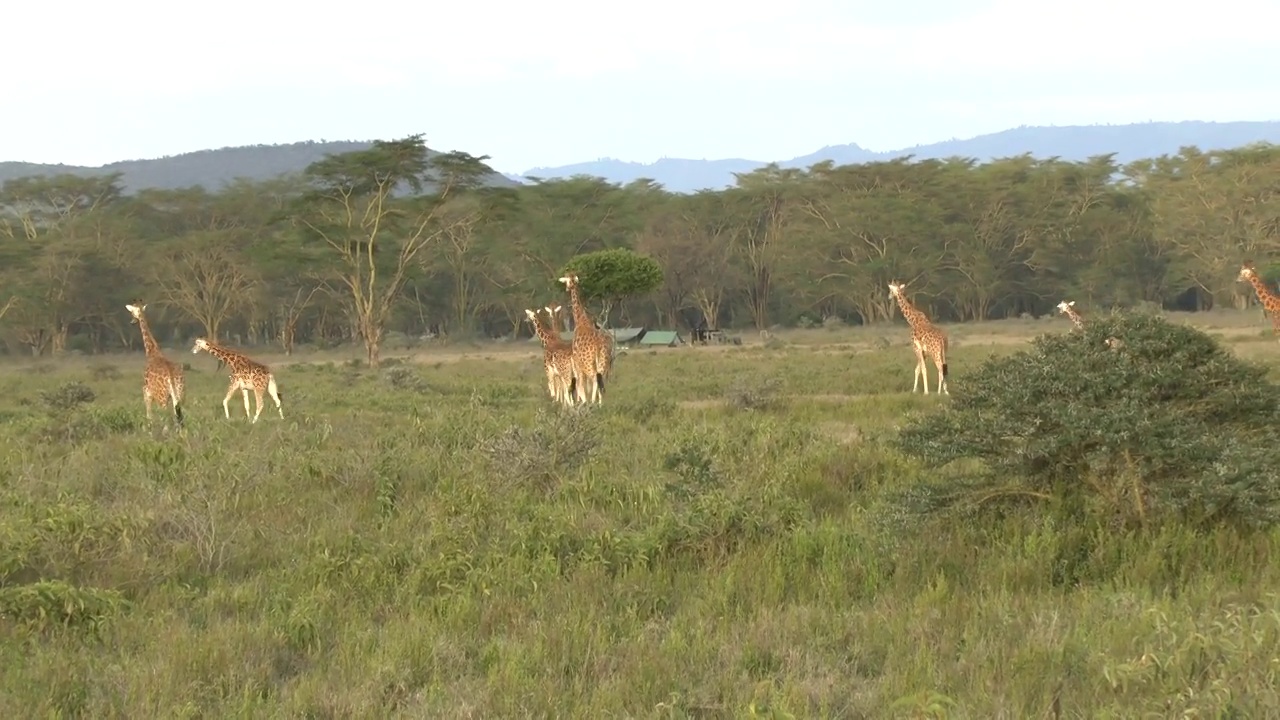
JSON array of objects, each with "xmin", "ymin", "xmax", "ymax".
[
  {"xmin": 1057, "ymin": 300, "xmax": 1087, "ymax": 330},
  {"xmin": 191, "ymin": 338, "xmax": 284, "ymax": 422},
  {"xmin": 125, "ymin": 303, "xmax": 186, "ymax": 426},
  {"xmin": 525, "ymin": 307, "xmax": 577, "ymax": 406},
  {"xmin": 559, "ymin": 273, "xmax": 614, "ymax": 405},
  {"xmin": 1238, "ymin": 262, "xmax": 1280, "ymax": 335},
  {"xmin": 888, "ymin": 281, "xmax": 949, "ymax": 395}
]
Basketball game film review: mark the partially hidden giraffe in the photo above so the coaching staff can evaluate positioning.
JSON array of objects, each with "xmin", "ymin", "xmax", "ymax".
[
  {"xmin": 125, "ymin": 303, "xmax": 186, "ymax": 426},
  {"xmin": 524, "ymin": 307, "xmax": 576, "ymax": 406},
  {"xmin": 1057, "ymin": 300, "xmax": 1086, "ymax": 330},
  {"xmin": 1238, "ymin": 262, "xmax": 1280, "ymax": 335},
  {"xmin": 559, "ymin": 273, "xmax": 614, "ymax": 404},
  {"xmin": 887, "ymin": 282, "xmax": 949, "ymax": 395},
  {"xmin": 544, "ymin": 305, "xmax": 579, "ymax": 406},
  {"xmin": 191, "ymin": 338, "xmax": 284, "ymax": 422}
]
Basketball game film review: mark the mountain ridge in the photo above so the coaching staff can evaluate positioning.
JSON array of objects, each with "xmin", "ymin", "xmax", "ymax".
[
  {"xmin": 3, "ymin": 121, "xmax": 1278, "ymax": 195},
  {"xmin": 518, "ymin": 120, "xmax": 1280, "ymax": 191}
]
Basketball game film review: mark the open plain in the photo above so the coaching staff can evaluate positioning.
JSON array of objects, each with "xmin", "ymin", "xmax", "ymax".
[{"xmin": 2, "ymin": 309, "xmax": 1279, "ymax": 718}]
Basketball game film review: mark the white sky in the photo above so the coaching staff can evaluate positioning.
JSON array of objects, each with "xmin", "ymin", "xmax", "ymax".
[{"xmin": 3, "ymin": 0, "xmax": 1277, "ymax": 174}]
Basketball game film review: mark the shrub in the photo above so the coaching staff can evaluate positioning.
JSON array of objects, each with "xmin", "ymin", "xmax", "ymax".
[
  {"xmin": 478, "ymin": 408, "xmax": 598, "ymax": 487},
  {"xmin": 893, "ymin": 313, "xmax": 1280, "ymax": 529}
]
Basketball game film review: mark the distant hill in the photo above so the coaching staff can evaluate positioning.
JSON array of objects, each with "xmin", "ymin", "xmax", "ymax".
[
  {"xmin": 5, "ymin": 121, "xmax": 1279, "ymax": 196},
  {"xmin": 517, "ymin": 120, "xmax": 1280, "ymax": 192},
  {"xmin": 0, "ymin": 140, "xmax": 522, "ymax": 194}
]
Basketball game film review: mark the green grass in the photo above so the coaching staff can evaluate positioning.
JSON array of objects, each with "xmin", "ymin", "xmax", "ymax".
[{"xmin": 2, "ymin": 312, "xmax": 1279, "ymax": 718}]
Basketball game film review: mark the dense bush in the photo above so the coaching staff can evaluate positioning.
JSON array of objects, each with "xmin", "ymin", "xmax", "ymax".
[{"xmin": 894, "ymin": 313, "xmax": 1280, "ymax": 528}]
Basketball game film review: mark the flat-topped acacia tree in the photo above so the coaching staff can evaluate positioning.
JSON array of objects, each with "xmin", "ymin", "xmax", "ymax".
[
  {"xmin": 291, "ymin": 134, "xmax": 494, "ymax": 367},
  {"xmin": 558, "ymin": 248, "xmax": 664, "ymax": 328}
]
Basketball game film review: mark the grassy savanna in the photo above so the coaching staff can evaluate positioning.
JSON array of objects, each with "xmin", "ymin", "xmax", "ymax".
[{"xmin": 2, "ymin": 309, "xmax": 1280, "ymax": 719}]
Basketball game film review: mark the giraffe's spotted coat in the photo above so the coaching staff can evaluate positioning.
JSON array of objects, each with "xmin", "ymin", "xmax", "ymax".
[
  {"xmin": 559, "ymin": 273, "xmax": 614, "ymax": 405},
  {"xmin": 888, "ymin": 282, "xmax": 949, "ymax": 396},
  {"xmin": 126, "ymin": 303, "xmax": 185, "ymax": 425},
  {"xmin": 192, "ymin": 338, "xmax": 284, "ymax": 423}
]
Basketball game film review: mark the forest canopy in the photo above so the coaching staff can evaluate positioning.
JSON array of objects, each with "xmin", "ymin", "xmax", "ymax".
[{"xmin": 1, "ymin": 136, "xmax": 1277, "ymax": 366}]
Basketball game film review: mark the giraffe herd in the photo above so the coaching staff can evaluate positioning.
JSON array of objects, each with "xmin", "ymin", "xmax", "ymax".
[
  {"xmin": 887, "ymin": 261, "xmax": 1280, "ymax": 397},
  {"xmin": 126, "ymin": 303, "xmax": 283, "ymax": 427},
  {"xmin": 525, "ymin": 273, "xmax": 616, "ymax": 407},
  {"xmin": 122, "ymin": 261, "xmax": 1280, "ymax": 423}
]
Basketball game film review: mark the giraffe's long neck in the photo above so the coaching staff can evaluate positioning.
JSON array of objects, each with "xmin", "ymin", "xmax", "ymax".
[
  {"xmin": 1247, "ymin": 275, "xmax": 1279, "ymax": 306},
  {"xmin": 202, "ymin": 342, "xmax": 243, "ymax": 368},
  {"xmin": 137, "ymin": 315, "xmax": 161, "ymax": 357},
  {"xmin": 567, "ymin": 284, "xmax": 594, "ymax": 334},
  {"xmin": 1065, "ymin": 308, "xmax": 1086, "ymax": 329},
  {"xmin": 529, "ymin": 315, "xmax": 553, "ymax": 347},
  {"xmin": 895, "ymin": 296, "xmax": 932, "ymax": 332}
]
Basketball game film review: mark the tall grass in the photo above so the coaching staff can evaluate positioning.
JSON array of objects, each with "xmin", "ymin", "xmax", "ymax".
[{"xmin": 1, "ymin": 314, "xmax": 1278, "ymax": 717}]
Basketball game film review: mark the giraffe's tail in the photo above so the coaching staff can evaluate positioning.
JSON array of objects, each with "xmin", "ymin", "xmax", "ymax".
[{"xmin": 269, "ymin": 376, "xmax": 283, "ymax": 404}]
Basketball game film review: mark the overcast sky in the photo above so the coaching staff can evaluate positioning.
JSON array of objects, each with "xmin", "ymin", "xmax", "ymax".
[{"xmin": 4, "ymin": 0, "xmax": 1277, "ymax": 175}]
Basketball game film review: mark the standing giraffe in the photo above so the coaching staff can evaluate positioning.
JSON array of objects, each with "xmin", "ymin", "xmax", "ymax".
[
  {"xmin": 1057, "ymin": 300, "xmax": 1087, "ymax": 330},
  {"xmin": 191, "ymin": 338, "xmax": 284, "ymax": 422},
  {"xmin": 1238, "ymin": 262, "xmax": 1280, "ymax": 334},
  {"xmin": 125, "ymin": 303, "xmax": 186, "ymax": 426},
  {"xmin": 559, "ymin": 273, "xmax": 614, "ymax": 405},
  {"xmin": 887, "ymin": 281, "xmax": 949, "ymax": 395},
  {"xmin": 524, "ymin": 308, "xmax": 577, "ymax": 406},
  {"xmin": 544, "ymin": 305, "xmax": 579, "ymax": 405}
]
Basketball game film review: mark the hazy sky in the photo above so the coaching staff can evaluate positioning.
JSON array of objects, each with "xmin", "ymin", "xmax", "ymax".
[{"xmin": 5, "ymin": 0, "xmax": 1277, "ymax": 175}]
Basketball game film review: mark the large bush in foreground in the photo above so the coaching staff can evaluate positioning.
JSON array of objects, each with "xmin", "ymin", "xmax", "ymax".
[{"xmin": 894, "ymin": 313, "xmax": 1280, "ymax": 528}]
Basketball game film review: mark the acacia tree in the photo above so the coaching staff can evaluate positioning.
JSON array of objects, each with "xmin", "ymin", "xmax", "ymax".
[
  {"xmin": 292, "ymin": 134, "xmax": 494, "ymax": 366},
  {"xmin": 155, "ymin": 233, "xmax": 258, "ymax": 341},
  {"xmin": 560, "ymin": 247, "xmax": 664, "ymax": 326},
  {"xmin": 0, "ymin": 174, "xmax": 125, "ymax": 353}
]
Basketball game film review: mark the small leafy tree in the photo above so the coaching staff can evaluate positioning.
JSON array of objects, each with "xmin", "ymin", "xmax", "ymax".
[
  {"xmin": 559, "ymin": 248, "xmax": 663, "ymax": 325},
  {"xmin": 894, "ymin": 313, "xmax": 1280, "ymax": 529}
]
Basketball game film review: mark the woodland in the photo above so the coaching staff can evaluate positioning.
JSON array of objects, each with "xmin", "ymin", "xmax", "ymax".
[{"xmin": 1, "ymin": 134, "xmax": 1277, "ymax": 367}]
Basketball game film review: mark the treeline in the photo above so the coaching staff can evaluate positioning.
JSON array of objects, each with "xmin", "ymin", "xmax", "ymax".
[{"xmin": 1, "ymin": 135, "xmax": 1277, "ymax": 365}]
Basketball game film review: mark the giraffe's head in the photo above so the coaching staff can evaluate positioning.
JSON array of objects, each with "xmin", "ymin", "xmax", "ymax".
[
  {"xmin": 558, "ymin": 273, "xmax": 579, "ymax": 289},
  {"xmin": 544, "ymin": 304, "xmax": 563, "ymax": 320},
  {"xmin": 1239, "ymin": 263, "xmax": 1258, "ymax": 282},
  {"xmin": 125, "ymin": 303, "xmax": 147, "ymax": 323},
  {"xmin": 192, "ymin": 338, "xmax": 212, "ymax": 355},
  {"xmin": 1056, "ymin": 300, "xmax": 1076, "ymax": 314},
  {"xmin": 887, "ymin": 281, "xmax": 906, "ymax": 300},
  {"xmin": 524, "ymin": 308, "xmax": 543, "ymax": 330}
]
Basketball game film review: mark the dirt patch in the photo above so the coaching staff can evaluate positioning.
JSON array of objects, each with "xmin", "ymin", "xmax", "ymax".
[
  {"xmin": 676, "ymin": 393, "xmax": 867, "ymax": 411},
  {"xmin": 818, "ymin": 421, "xmax": 863, "ymax": 444},
  {"xmin": 678, "ymin": 399, "xmax": 726, "ymax": 410}
]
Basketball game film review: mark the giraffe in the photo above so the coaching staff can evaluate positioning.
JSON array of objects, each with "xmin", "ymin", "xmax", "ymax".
[
  {"xmin": 524, "ymin": 308, "xmax": 576, "ymax": 406},
  {"xmin": 558, "ymin": 273, "xmax": 614, "ymax": 405},
  {"xmin": 125, "ymin": 303, "xmax": 186, "ymax": 426},
  {"xmin": 1237, "ymin": 262, "xmax": 1280, "ymax": 334},
  {"xmin": 191, "ymin": 338, "xmax": 284, "ymax": 422},
  {"xmin": 1057, "ymin": 300, "xmax": 1087, "ymax": 330},
  {"xmin": 544, "ymin": 305, "xmax": 579, "ymax": 406},
  {"xmin": 887, "ymin": 281, "xmax": 949, "ymax": 395}
]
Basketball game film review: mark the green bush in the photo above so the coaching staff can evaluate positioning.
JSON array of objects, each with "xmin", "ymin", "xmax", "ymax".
[{"xmin": 893, "ymin": 313, "xmax": 1280, "ymax": 529}]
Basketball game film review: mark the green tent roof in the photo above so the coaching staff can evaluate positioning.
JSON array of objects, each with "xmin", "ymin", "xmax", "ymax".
[{"xmin": 639, "ymin": 330, "xmax": 684, "ymax": 346}]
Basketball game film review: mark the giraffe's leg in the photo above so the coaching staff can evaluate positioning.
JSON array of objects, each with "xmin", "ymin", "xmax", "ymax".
[
  {"xmin": 222, "ymin": 382, "xmax": 238, "ymax": 419},
  {"xmin": 143, "ymin": 388, "xmax": 153, "ymax": 421},
  {"xmin": 252, "ymin": 387, "xmax": 265, "ymax": 423},
  {"xmin": 572, "ymin": 359, "xmax": 589, "ymax": 405},
  {"xmin": 912, "ymin": 344, "xmax": 927, "ymax": 394},
  {"xmin": 241, "ymin": 388, "xmax": 252, "ymax": 420},
  {"xmin": 934, "ymin": 354, "xmax": 947, "ymax": 395},
  {"xmin": 267, "ymin": 378, "xmax": 284, "ymax": 419}
]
